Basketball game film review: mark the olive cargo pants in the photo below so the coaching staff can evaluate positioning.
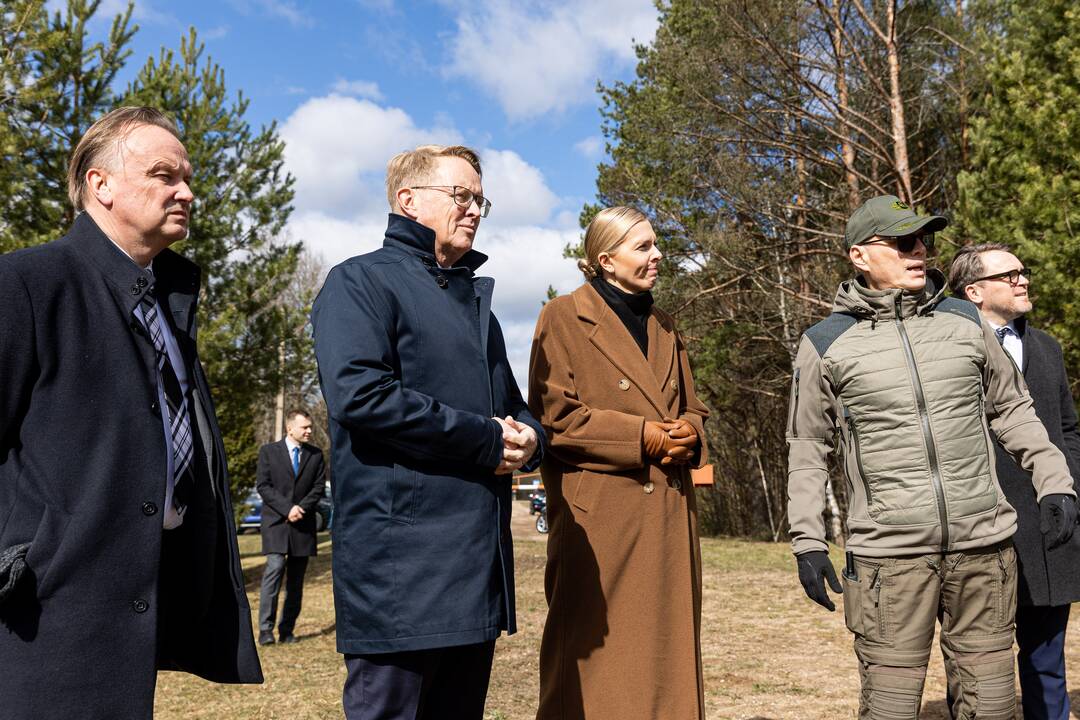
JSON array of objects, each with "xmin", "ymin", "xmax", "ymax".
[{"xmin": 842, "ymin": 542, "xmax": 1017, "ymax": 719}]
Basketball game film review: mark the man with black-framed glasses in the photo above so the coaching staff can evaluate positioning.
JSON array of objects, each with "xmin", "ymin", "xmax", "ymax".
[
  {"xmin": 312, "ymin": 144, "xmax": 544, "ymax": 719},
  {"xmin": 950, "ymin": 243, "xmax": 1080, "ymax": 720},
  {"xmin": 786, "ymin": 195, "xmax": 1076, "ymax": 718}
]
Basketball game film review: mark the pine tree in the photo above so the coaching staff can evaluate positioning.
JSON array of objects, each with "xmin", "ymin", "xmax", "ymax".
[
  {"xmin": 0, "ymin": 0, "xmax": 134, "ymax": 251},
  {"xmin": 957, "ymin": 0, "xmax": 1080, "ymax": 385}
]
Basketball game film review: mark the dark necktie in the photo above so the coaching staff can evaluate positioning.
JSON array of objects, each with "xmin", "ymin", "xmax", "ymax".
[
  {"xmin": 995, "ymin": 326, "xmax": 1009, "ymax": 345},
  {"xmin": 138, "ymin": 286, "xmax": 194, "ymax": 514},
  {"xmin": 292, "ymin": 446, "xmax": 300, "ymax": 477}
]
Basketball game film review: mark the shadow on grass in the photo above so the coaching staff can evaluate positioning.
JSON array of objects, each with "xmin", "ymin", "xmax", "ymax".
[{"xmin": 297, "ymin": 622, "xmax": 337, "ymax": 641}]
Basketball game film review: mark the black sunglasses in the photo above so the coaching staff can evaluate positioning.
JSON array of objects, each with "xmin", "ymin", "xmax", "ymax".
[
  {"xmin": 860, "ymin": 233, "xmax": 934, "ymax": 254},
  {"xmin": 974, "ymin": 267, "xmax": 1032, "ymax": 286}
]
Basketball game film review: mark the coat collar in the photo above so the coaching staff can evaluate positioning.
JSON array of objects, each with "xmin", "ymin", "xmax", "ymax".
[
  {"xmin": 572, "ymin": 283, "xmax": 676, "ymax": 418},
  {"xmin": 67, "ymin": 212, "xmax": 201, "ymax": 336},
  {"xmin": 383, "ymin": 213, "xmax": 488, "ymax": 273}
]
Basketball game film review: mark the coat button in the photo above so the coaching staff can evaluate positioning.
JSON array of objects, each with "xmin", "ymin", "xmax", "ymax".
[
  {"xmin": 150, "ymin": 400, "xmax": 160, "ymax": 415},
  {"xmin": 670, "ymin": 379, "xmax": 679, "ymax": 391},
  {"xmin": 672, "ymin": 479, "xmax": 682, "ymax": 491},
  {"xmin": 136, "ymin": 276, "xmax": 148, "ymax": 288},
  {"xmin": 132, "ymin": 599, "xmax": 149, "ymax": 613},
  {"xmin": 142, "ymin": 502, "xmax": 158, "ymax": 516},
  {"xmin": 436, "ymin": 275, "xmax": 448, "ymax": 289},
  {"xmin": 618, "ymin": 379, "xmax": 630, "ymax": 391},
  {"xmin": 130, "ymin": 285, "xmax": 140, "ymax": 295},
  {"xmin": 643, "ymin": 481, "xmax": 655, "ymax": 494}
]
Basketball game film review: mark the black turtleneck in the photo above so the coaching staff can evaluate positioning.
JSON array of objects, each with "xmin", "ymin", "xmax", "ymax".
[{"xmin": 590, "ymin": 277, "xmax": 654, "ymax": 356}]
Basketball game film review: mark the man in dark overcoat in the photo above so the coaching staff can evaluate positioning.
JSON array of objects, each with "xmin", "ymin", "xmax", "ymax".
[
  {"xmin": 312, "ymin": 144, "xmax": 543, "ymax": 720},
  {"xmin": 0, "ymin": 107, "xmax": 262, "ymax": 719},
  {"xmin": 256, "ymin": 408, "xmax": 326, "ymax": 645},
  {"xmin": 951, "ymin": 243, "xmax": 1080, "ymax": 720}
]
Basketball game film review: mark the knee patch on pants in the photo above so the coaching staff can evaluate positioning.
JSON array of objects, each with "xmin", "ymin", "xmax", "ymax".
[
  {"xmin": 952, "ymin": 649, "xmax": 1016, "ymax": 720},
  {"xmin": 861, "ymin": 662, "xmax": 926, "ymax": 720}
]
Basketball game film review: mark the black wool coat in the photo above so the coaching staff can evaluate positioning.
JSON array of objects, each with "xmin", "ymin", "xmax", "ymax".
[
  {"xmin": 992, "ymin": 319, "xmax": 1080, "ymax": 606},
  {"xmin": 256, "ymin": 439, "xmax": 326, "ymax": 556},
  {"xmin": 311, "ymin": 213, "xmax": 544, "ymax": 655},
  {"xmin": 0, "ymin": 214, "xmax": 262, "ymax": 719}
]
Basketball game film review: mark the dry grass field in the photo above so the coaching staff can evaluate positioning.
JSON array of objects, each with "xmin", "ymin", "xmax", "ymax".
[{"xmin": 154, "ymin": 503, "xmax": 1078, "ymax": 718}]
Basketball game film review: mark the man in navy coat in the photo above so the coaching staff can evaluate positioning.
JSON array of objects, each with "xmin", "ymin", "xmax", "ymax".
[
  {"xmin": 950, "ymin": 244, "xmax": 1080, "ymax": 720},
  {"xmin": 312, "ymin": 144, "xmax": 543, "ymax": 720},
  {"xmin": 256, "ymin": 408, "xmax": 326, "ymax": 646},
  {"xmin": 0, "ymin": 107, "xmax": 261, "ymax": 718}
]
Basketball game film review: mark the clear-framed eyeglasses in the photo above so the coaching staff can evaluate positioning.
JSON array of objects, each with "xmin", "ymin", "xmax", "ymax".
[{"xmin": 410, "ymin": 185, "xmax": 492, "ymax": 218}]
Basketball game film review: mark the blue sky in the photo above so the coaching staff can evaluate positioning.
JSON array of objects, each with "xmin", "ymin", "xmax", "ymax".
[{"xmin": 82, "ymin": 0, "xmax": 660, "ymax": 384}]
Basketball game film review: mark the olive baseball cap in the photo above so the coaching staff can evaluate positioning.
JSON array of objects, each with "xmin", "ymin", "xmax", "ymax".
[{"xmin": 845, "ymin": 195, "xmax": 948, "ymax": 249}]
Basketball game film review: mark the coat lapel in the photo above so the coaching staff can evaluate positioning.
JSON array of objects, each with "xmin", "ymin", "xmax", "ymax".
[
  {"xmin": 647, "ymin": 310, "xmax": 677, "ymax": 414},
  {"xmin": 574, "ymin": 284, "xmax": 668, "ymax": 417}
]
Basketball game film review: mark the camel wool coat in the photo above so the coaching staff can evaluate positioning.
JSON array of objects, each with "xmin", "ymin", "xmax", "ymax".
[{"xmin": 528, "ymin": 283, "xmax": 710, "ymax": 720}]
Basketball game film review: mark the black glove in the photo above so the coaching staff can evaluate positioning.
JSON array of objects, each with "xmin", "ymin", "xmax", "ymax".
[
  {"xmin": 1040, "ymin": 493, "xmax": 1078, "ymax": 550},
  {"xmin": 796, "ymin": 550, "xmax": 843, "ymax": 612}
]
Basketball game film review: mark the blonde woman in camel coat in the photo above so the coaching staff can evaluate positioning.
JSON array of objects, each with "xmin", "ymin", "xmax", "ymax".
[{"xmin": 529, "ymin": 206, "xmax": 710, "ymax": 720}]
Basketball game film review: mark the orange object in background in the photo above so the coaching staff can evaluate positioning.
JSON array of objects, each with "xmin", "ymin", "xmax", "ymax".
[{"xmin": 691, "ymin": 464, "xmax": 714, "ymax": 486}]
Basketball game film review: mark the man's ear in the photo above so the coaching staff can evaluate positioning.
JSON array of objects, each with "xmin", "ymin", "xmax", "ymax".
[
  {"xmin": 86, "ymin": 167, "xmax": 113, "ymax": 209},
  {"xmin": 849, "ymin": 245, "xmax": 870, "ymax": 274},
  {"xmin": 396, "ymin": 187, "xmax": 418, "ymax": 219},
  {"xmin": 964, "ymin": 283, "xmax": 982, "ymax": 305}
]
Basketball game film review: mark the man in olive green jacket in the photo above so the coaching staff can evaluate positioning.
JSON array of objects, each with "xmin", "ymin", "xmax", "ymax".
[{"xmin": 786, "ymin": 195, "xmax": 1077, "ymax": 719}]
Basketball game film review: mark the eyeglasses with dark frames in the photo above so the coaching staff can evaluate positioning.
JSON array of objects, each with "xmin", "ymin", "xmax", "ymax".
[
  {"xmin": 860, "ymin": 233, "xmax": 934, "ymax": 254},
  {"xmin": 974, "ymin": 267, "xmax": 1032, "ymax": 286},
  {"xmin": 410, "ymin": 185, "xmax": 492, "ymax": 218}
]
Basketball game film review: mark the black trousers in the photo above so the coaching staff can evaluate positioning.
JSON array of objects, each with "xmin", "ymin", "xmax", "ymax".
[
  {"xmin": 343, "ymin": 640, "xmax": 496, "ymax": 720},
  {"xmin": 258, "ymin": 553, "xmax": 309, "ymax": 635}
]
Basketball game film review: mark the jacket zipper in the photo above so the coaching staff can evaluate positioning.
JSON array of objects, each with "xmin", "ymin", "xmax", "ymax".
[
  {"xmin": 894, "ymin": 294, "xmax": 950, "ymax": 550},
  {"xmin": 789, "ymin": 368, "xmax": 801, "ymax": 438},
  {"xmin": 842, "ymin": 406, "xmax": 872, "ymax": 506}
]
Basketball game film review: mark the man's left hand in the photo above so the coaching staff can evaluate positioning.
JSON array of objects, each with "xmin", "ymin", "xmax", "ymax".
[
  {"xmin": 287, "ymin": 505, "xmax": 305, "ymax": 523},
  {"xmin": 1040, "ymin": 493, "xmax": 1078, "ymax": 549},
  {"xmin": 493, "ymin": 416, "xmax": 539, "ymax": 475}
]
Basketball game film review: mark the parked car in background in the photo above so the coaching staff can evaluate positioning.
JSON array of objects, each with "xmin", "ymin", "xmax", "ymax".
[{"xmin": 238, "ymin": 482, "xmax": 333, "ymax": 533}]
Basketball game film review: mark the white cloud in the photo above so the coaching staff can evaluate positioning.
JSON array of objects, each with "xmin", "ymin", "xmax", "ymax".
[
  {"xmin": 227, "ymin": 0, "xmax": 315, "ymax": 27},
  {"xmin": 574, "ymin": 135, "xmax": 603, "ymax": 159},
  {"xmin": 479, "ymin": 149, "xmax": 559, "ymax": 227},
  {"xmin": 280, "ymin": 94, "xmax": 461, "ymax": 217},
  {"xmin": 204, "ymin": 25, "xmax": 230, "ymax": 41},
  {"xmin": 445, "ymin": 0, "xmax": 658, "ymax": 120},
  {"xmin": 331, "ymin": 78, "xmax": 384, "ymax": 101}
]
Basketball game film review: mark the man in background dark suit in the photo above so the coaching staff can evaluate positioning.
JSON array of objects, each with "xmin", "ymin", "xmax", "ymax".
[
  {"xmin": 950, "ymin": 244, "xmax": 1080, "ymax": 720},
  {"xmin": 256, "ymin": 409, "xmax": 325, "ymax": 646},
  {"xmin": 0, "ymin": 107, "xmax": 261, "ymax": 719}
]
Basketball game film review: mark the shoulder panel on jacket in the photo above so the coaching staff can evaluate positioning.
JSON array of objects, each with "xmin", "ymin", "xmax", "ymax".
[
  {"xmin": 935, "ymin": 297, "xmax": 981, "ymax": 326},
  {"xmin": 804, "ymin": 312, "xmax": 858, "ymax": 357}
]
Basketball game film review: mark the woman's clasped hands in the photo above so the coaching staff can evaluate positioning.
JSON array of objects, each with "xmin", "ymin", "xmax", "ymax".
[{"xmin": 642, "ymin": 417, "xmax": 698, "ymax": 465}]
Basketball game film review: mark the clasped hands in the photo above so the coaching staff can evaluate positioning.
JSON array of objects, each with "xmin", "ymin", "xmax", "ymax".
[
  {"xmin": 287, "ymin": 504, "xmax": 305, "ymax": 523},
  {"xmin": 494, "ymin": 416, "xmax": 539, "ymax": 475},
  {"xmin": 643, "ymin": 417, "xmax": 698, "ymax": 466}
]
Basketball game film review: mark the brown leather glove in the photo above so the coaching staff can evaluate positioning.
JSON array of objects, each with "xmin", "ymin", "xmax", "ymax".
[
  {"xmin": 643, "ymin": 421, "xmax": 697, "ymax": 465},
  {"xmin": 643, "ymin": 421, "xmax": 671, "ymax": 460},
  {"xmin": 665, "ymin": 417, "xmax": 699, "ymax": 446}
]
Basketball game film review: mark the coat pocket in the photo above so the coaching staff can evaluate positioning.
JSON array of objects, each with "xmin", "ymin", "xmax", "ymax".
[
  {"xmin": 24, "ymin": 505, "xmax": 72, "ymax": 599},
  {"xmin": 570, "ymin": 469, "xmax": 601, "ymax": 513},
  {"xmin": 389, "ymin": 465, "xmax": 422, "ymax": 525}
]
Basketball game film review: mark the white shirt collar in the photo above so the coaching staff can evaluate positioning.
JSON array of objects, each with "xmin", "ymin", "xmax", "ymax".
[{"xmin": 284, "ymin": 436, "xmax": 301, "ymax": 452}]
